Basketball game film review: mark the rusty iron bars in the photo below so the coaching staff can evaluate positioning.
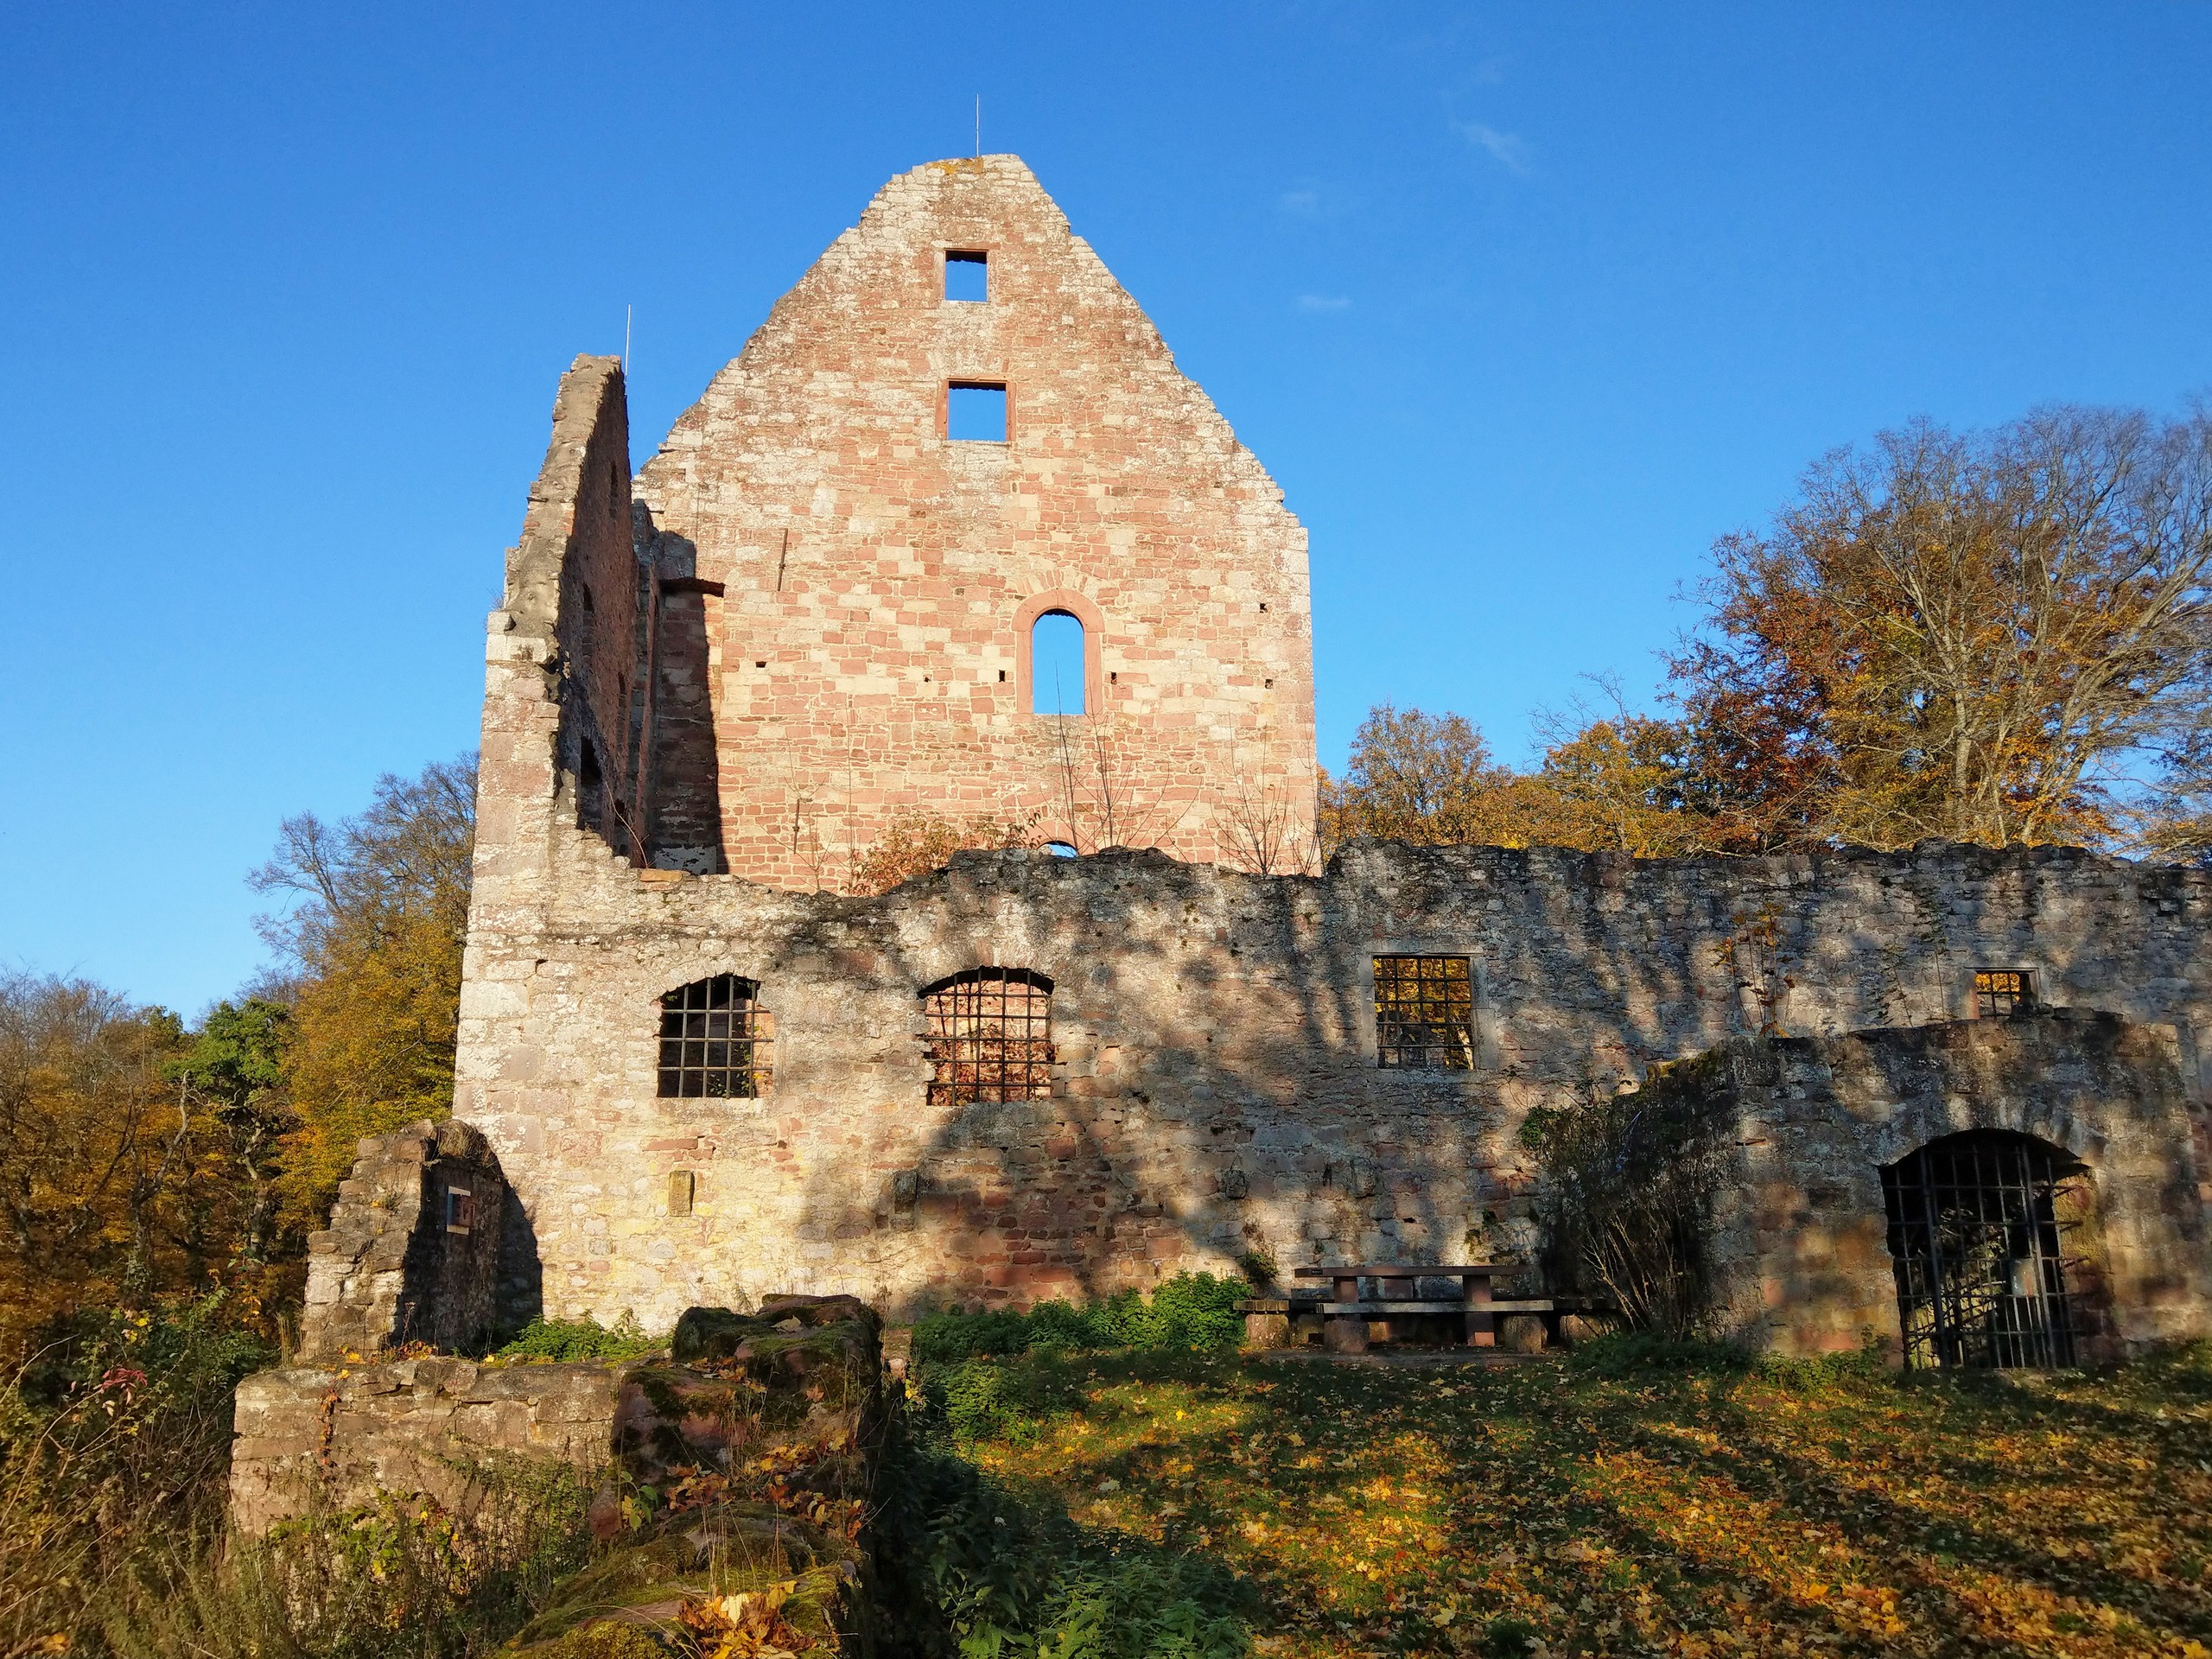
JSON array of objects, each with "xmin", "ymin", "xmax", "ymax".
[
  {"xmin": 1374, "ymin": 955, "xmax": 1475, "ymax": 1070},
  {"xmin": 657, "ymin": 974, "xmax": 766, "ymax": 1098},
  {"xmin": 921, "ymin": 968, "xmax": 1055, "ymax": 1109},
  {"xmin": 1974, "ymin": 969, "xmax": 2034, "ymax": 1018},
  {"xmin": 1881, "ymin": 1130, "xmax": 2078, "ymax": 1370}
]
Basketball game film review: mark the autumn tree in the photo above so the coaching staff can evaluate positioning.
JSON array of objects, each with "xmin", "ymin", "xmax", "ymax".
[
  {"xmin": 0, "ymin": 975, "xmax": 216, "ymax": 1344},
  {"xmin": 1319, "ymin": 704, "xmax": 1530, "ymax": 855},
  {"xmin": 849, "ymin": 807, "xmax": 1041, "ymax": 894},
  {"xmin": 1523, "ymin": 684, "xmax": 1726, "ymax": 857},
  {"xmin": 1672, "ymin": 405, "xmax": 2212, "ymax": 852},
  {"xmin": 251, "ymin": 756, "xmax": 476, "ymax": 1221}
]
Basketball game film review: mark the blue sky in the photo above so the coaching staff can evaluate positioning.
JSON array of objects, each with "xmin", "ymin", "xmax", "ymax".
[{"xmin": 3, "ymin": 3, "xmax": 2208, "ymax": 1016}]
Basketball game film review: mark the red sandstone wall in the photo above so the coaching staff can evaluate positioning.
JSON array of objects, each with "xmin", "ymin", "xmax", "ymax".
[{"xmin": 634, "ymin": 156, "xmax": 1318, "ymax": 887}]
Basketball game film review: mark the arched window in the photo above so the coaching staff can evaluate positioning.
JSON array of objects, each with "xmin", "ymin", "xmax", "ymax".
[
  {"xmin": 1881, "ymin": 1130, "xmax": 2082, "ymax": 1370},
  {"xmin": 656, "ymin": 975, "xmax": 770, "ymax": 1098},
  {"xmin": 1030, "ymin": 611, "xmax": 1085, "ymax": 715},
  {"xmin": 920, "ymin": 968, "xmax": 1054, "ymax": 1109}
]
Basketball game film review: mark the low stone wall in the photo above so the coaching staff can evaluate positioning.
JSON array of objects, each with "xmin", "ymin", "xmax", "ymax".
[
  {"xmin": 300, "ymin": 1120, "xmax": 512, "ymax": 1361},
  {"xmin": 228, "ymin": 1357, "xmax": 626, "ymax": 1535}
]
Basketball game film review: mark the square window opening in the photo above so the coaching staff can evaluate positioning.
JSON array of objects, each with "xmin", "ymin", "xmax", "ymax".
[
  {"xmin": 1374, "ymin": 955, "xmax": 1475, "ymax": 1070},
  {"xmin": 944, "ymin": 250, "xmax": 988, "ymax": 302},
  {"xmin": 1974, "ymin": 969, "xmax": 2034, "ymax": 1018},
  {"xmin": 656, "ymin": 975, "xmax": 767, "ymax": 1098},
  {"xmin": 948, "ymin": 381, "xmax": 1007, "ymax": 442}
]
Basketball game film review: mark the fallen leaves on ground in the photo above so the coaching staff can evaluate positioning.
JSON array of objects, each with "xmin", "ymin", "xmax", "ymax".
[{"xmin": 951, "ymin": 1343, "xmax": 2212, "ymax": 1656}]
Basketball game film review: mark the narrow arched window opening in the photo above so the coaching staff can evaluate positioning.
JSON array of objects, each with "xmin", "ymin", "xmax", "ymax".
[
  {"xmin": 1881, "ymin": 1129, "xmax": 2082, "ymax": 1370},
  {"xmin": 657, "ymin": 975, "xmax": 770, "ymax": 1098},
  {"xmin": 1031, "ymin": 611, "xmax": 1085, "ymax": 715},
  {"xmin": 920, "ymin": 968, "xmax": 1054, "ymax": 1108}
]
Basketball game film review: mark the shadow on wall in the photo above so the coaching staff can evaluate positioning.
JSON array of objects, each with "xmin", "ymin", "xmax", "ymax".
[
  {"xmin": 643, "ymin": 528, "xmax": 727, "ymax": 875},
  {"xmin": 302, "ymin": 1122, "xmax": 542, "ymax": 1359},
  {"xmin": 776, "ymin": 849, "xmax": 1508, "ymax": 1317}
]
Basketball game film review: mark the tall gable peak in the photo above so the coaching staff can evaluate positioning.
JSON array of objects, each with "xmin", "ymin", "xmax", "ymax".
[{"xmin": 627, "ymin": 156, "xmax": 1316, "ymax": 887}]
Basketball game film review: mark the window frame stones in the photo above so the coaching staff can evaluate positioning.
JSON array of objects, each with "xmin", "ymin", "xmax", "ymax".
[{"xmin": 944, "ymin": 248, "xmax": 989, "ymax": 302}]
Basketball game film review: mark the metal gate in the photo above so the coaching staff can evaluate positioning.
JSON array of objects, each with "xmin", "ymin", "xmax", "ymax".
[{"xmin": 1879, "ymin": 1131, "xmax": 2078, "ymax": 1370}]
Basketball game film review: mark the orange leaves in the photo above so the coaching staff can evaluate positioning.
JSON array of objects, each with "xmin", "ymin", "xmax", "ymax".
[{"xmin": 677, "ymin": 1579, "xmax": 815, "ymax": 1658}]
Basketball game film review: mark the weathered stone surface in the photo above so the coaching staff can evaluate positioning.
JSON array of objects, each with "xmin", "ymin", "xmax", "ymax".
[
  {"xmin": 631, "ymin": 155, "xmax": 1318, "ymax": 881},
  {"xmin": 455, "ymin": 808, "xmax": 2212, "ymax": 1332},
  {"xmin": 227, "ymin": 1356, "xmax": 629, "ymax": 1535},
  {"xmin": 1700, "ymin": 1010, "xmax": 2212, "ymax": 1359},
  {"xmin": 434, "ymin": 149, "xmax": 2212, "ymax": 1357},
  {"xmin": 299, "ymin": 1119, "xmax": 511, "ymax": 1360}
]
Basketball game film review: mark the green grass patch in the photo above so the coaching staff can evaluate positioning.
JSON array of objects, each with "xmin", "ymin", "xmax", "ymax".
[
  {"xmin": 878, "ymin": 1388, "xmax": 1249, "ymax": 1659},
  {"xmin": 912, "ymin": 1273, "xmax": 1249, "ymax": 1366},
  {"xmin": 489, "ymin": 1314, "xmax": 662, "ymax": 1363}
]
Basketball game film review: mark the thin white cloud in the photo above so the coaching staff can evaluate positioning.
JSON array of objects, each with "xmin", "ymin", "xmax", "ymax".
[
  {"xmin": 1297, "ymin": 294, "xmax": 1351, "ymax": 314},
  {"xmin": 1458, "ymin": 121, "xmax": 1530, "ymax": 175},
  {"xmin": 1279, "ymin": 188, "xmax": 1321, "ymax": 216}
]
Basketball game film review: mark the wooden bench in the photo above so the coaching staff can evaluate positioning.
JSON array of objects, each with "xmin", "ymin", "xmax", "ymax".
[
  {"xmin": 1295, "ymin": 1263, "xmax": 1508, "ymax": 1354},
  {"xmin": 1239, "ymin": 1274, "xmax": 1615, "ymax": 1354}
]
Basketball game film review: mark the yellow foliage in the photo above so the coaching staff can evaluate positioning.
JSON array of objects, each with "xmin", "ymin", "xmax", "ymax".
[{"xmin": 250, "ymin": 758, "xmax": 474, "ymax": 1228}]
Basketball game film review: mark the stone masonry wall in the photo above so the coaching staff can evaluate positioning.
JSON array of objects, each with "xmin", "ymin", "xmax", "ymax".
[
  {"xmin": 449, "ymin": 154, "xmax": 2212, "ymax": 1347},
  {"xmin": 229, "ymin": 1357, "xmax": 623, "ymax": 1535},
  {"xmin": 632, "ymin": 155, "xmax": 1319, "ymax": 883},
  {"xmin": 1701, "ymin": 1012, "xmax": 2212, "ymax": 1358},
  {"xmin": 454, "ymin": 791, "xmax": 2212, "ymax": 1332},
  {"xmin": 500, "ymin": 354, "xmax": 648, "ymax": 860},
  {"xmin": 299, "ymin": 1120, "xmax": 509, "ymax": 1361}
]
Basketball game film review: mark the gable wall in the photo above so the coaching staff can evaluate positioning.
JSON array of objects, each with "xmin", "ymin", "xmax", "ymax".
[{"xmin": 632, "ymin": 156, "xmax": 1317, "ymax": 883}]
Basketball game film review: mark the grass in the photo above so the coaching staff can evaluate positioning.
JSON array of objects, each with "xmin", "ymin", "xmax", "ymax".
[
  {"xmin": 912, "ymin": 1273, "xmax": 1249, "ymax": 1367},
  {"xmin": 931, "ymin": 1336, "xmax": 2212, "ymax": 1657}
]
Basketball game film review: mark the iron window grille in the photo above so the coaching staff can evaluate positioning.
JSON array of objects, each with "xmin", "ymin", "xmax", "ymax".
[
  {"xmin": 657, "ymin": 975, "xmax": 767, "ymax": 1098},
  {"xmin": 1974, "ymin": 969, "xmax": 2034, "ymax": 1018},
  {"xmin": 1881, "ymin": 1130, "xmax": 2080, "ymax": 1370},
  {"xmin": 922, "ymin": 968, "xmax": 1054, "ymax": 1109},
  {"xmin": 1374, "ymin": 955, "xmax": 1475, "ymax": 1070}
]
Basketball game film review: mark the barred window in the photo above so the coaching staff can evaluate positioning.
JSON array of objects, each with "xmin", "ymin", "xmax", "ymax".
[
  {"xmin": 656, "ymin": 975, "xmax": 769, "ymax": 1098},
  {"xmin": 1974, "ymin": 969, "xmax": 2034, "ymax": 1019},
  {"xmin": 1374, "ymin": 955, "xmax": 1474, "ymax": 1070},
  {"xmin": 922, "ymin": 968, "xmax": 1054, "ymax": 1109}
]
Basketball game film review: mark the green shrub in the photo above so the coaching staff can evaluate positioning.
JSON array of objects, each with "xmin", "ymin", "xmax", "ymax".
[
  {"xmin": 490, "ymin": 1315, "xmax": 661, "ymax": 1363},
  {"xmin": 874, "ymin": 1430, "xmax": 1247, "ymax": 1659},
  {"xmin": 1564, "ymin": 1330, "xmax": 1755, "ymax": 1380},
  {"xmin": 912, "ymin": 1274, "xmax": 1248, "ymax": 1365}
]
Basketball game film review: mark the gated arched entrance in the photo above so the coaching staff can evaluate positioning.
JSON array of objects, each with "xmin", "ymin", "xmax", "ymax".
[{"xmin": 1879, "ymin": 1129, "xmax": 2083, "ymax": 1370}]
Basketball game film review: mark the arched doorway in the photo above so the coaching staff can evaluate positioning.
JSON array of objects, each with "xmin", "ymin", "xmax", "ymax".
[{"xmin": 1880, "ymin": 1130, "xmax": 2083, "ymax": 1369}]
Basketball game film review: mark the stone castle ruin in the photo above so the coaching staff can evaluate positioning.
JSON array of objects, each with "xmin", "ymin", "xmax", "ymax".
[{"xmin": 295, "ymin": 156, "xmax": 2212, "ymax": 1386}]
